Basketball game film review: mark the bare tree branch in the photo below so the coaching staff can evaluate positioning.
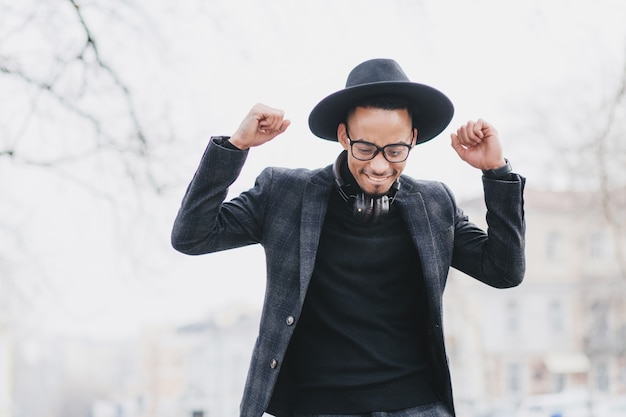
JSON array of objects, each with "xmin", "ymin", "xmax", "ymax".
[
  {"xmin": 0, "ymin": 0, "xmax": 170, "ymax": 196},
  {"xmin": 0, "ymin": 65, "xmax": 107, "ymax": 138},
  {"xmin": 68, "ymin": 0, "xmax": 148, "ymax": 153},
  {"xmin": 1, "ymin": 2, "xmax": 150, "ymax": 154},
  {"xmin": 594, "ymin": 47, "xmax": 626, "ymax": 278}
]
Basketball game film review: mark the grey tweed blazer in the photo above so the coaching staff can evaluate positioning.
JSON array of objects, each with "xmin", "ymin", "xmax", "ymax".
[{"xmin": 171, "ymin": 138, "xmax": 526, "ymax": 417}]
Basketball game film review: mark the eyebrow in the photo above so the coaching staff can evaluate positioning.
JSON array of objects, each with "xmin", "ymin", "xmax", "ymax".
[{"xmin": 346, "ymin": 129, "xmax": 414, "ymax": 145}]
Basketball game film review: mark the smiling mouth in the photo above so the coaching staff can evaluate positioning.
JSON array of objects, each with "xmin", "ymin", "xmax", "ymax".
[{"xmin": 365, "ymin": 174, "xmax": 390, "ymax": 183}]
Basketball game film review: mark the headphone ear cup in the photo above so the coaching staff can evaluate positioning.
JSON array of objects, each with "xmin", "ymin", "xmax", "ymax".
[
  {"xmin": 353, "ymin": 194, "xmax": 390, "ymax": 223},
  {"xmin": 372, "ymin": 195, "xmax": 390, "ymax": 223},
  {"xmin": 352, "ymin": 193, "xmax": 370, "ymax": 222}
]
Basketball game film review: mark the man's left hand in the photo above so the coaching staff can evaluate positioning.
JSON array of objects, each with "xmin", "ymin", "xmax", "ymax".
[{"xmin": 450, "ymin": 119, "xmax": 506, "ymax": 170}]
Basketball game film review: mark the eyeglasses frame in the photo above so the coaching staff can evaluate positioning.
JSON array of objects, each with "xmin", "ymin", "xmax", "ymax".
[{"xmin": 345, "ymin": 129, "xmax": 415, "ymax": 163}]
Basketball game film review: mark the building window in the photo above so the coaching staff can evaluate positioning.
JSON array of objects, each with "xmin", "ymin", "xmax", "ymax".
[
  {"xmin": 546, "ymin": 232, "xmax": 563, "ymax": 262},
  {"xmin": 553, "ymin": 373, "xmax": 566, "ymax": 392},
  {"xmin": 549, "ymin": 300, "xmax": 564, "ymax": 333},
  {"xmin": 595, "ymin": 362, "xmax": 609, "ymax": 392},
  {"xmin": 508, "ymin": 363, "xmax": 522, "ymax": 394},
  {"xmin": 591, "ymin": 301, "xmax": 609, "ymax": 339},
  {"xmin": 191, "ymin": 411, "xmax": 205, "ymax": 417},
  {"xmin": 506, "ymin": 300, "xmax": 519, "ymax": 333},
  {"xmin": 589, "ymin": 231, "xmax": 609, "ymax": 259}
]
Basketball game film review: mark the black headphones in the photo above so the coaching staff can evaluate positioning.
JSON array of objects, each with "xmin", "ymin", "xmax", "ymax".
[{"xmin": 333, "ymin": 151, "xmax": 400, "ymax": 223}]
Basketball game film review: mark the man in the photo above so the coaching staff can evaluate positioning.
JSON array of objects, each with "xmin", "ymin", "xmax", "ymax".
[{"xmin": 171, "ymin": 58, "xmax": 525, "ymax": 417}]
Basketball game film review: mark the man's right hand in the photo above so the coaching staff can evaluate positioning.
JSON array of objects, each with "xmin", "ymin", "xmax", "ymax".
[{"xmin": 229, "ymin": 103, "xmax": 291, "ymax": 150}]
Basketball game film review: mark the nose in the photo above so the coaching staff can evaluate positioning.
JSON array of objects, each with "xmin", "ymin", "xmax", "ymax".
[{"xmin": 369, "ymin": 151, "xmax": 390, "ymax": 173}]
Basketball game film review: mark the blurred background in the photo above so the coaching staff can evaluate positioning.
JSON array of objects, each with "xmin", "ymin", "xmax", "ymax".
[{"xmin": 1, "ymin": 0, "xmax": 625, "ymax": 416}]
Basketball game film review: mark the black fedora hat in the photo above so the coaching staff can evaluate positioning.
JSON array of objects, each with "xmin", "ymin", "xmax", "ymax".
[{"xmin": 308, "ymin": 58, "xmax": 454, "ymax": 144}]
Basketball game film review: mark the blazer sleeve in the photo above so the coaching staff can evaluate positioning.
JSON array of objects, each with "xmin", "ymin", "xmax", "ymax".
[
  {"xmin": 450, "ymin": 174, "xmax": 526, "ymax": 288},
  {"xmin": 170, "ymin": 138, "xmax": 270, "ymax": 255}
]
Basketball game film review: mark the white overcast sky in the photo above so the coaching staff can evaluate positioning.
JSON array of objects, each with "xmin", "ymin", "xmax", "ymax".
[{"xmin": 1, "ymin": 0, "xmax": 625, "ymax": 340}]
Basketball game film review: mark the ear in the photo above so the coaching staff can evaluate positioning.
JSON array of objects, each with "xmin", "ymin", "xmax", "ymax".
[
  {"xmin": 412, "ymin": 128, "xmax": 419, "ymax": 146},
  {"xmin": 337, "ymin": 123, "xmax": 349, "ymax": 151}
]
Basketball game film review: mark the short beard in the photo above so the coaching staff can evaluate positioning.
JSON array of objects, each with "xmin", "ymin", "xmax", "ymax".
[{"xmin": 365, "ymin": 191, "xmax": 386, "ymax": 199}]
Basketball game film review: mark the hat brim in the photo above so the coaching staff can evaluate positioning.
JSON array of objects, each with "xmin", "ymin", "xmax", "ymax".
[{"xmin": 308, "ymin": 81, "xmax": 454, "ymax": 144}]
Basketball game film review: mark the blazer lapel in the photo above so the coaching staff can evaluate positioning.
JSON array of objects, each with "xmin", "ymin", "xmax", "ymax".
[
  {"xmin": 298, "ymin": 168, "xmax": 332, "ymax": 304},
  {"xmin": 396, "ymin": 185, "xmax": 445, "ymax": 315}
]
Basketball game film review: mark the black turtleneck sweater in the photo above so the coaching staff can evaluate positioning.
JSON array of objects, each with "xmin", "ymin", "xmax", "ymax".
[{"xmin": 285, "ymin": 163, "xmax": 438, "ymax": 414}]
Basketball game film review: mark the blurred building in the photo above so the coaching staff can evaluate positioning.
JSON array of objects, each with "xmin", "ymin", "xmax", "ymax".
[
  {"xmin": 8, "ymin": 331, "xmax": 140, "ymax": 417},
  {"xmin": 445, "ymin": 187, "xmax": 626, "ymax": 409},
  {"xmin": 128, "ymin": 304, "xmax": 259, "ymax": 417},
  {"xmin": 175, "ymin": 304, "xmax": 258, "ymax": 417},
  {"xmin": 87, "ymin": 188, "xmax": 626, "ymax": 416}
]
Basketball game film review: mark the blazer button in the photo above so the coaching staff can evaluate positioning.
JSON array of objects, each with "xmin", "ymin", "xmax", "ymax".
[
  {"xmin": 286, "ymin": 316, "xmax": 295, "ymax": 326},
  {"xmin": 270, "ymin": 359, "xmax": 278, "ymax": 369}
]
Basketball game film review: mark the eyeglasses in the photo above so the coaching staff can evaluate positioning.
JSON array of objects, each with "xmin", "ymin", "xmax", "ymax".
[{"xmin": 346, "ymin": 130, "xmax": 414, "ymax": 163}]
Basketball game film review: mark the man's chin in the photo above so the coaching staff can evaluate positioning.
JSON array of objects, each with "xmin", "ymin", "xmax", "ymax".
[
  {"xmin": 363, "ymin": 188, "xmax": 389, "ymax": 199},
  {"xmin": 358, "ymin": 179, "xmax": 393, "ymax": 197}
]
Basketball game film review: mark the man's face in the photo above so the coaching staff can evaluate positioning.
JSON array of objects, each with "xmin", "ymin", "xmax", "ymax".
[{"xmin": 338, "ymin": 106, "xmax": 416, "ymax": 197}]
